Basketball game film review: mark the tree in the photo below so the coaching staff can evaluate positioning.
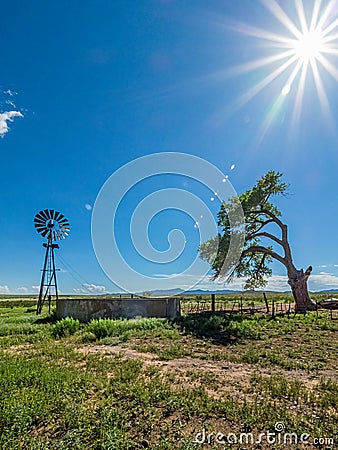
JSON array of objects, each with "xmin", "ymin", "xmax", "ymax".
[{"xmin": 199, "ymin": 171, "xmax": 316, "ymax": 312}]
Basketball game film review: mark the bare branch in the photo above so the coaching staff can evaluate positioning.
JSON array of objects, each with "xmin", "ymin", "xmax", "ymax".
[
  {"xmin": 257, "ymin": 253, "xmax": 267, "ymax": 274},
  {"xmin": 250, "ymin": 209, "xmax": 285, "ymax": 230},
  {"xmin": 242, "ymin": 245, "xmax": 286, "ymax": 266},
  {"xmin": 247, "ymin": 219, "xmax": 274, "ymax": 236},
  {"xmin": 304, "ymin": 265, "xmax": 312, "ymax": 281},
  {"xmin": 246, "ymin": 231, "xmax": 284, "ymax": 248}
]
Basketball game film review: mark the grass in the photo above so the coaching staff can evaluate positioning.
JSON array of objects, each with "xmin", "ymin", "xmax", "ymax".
[{"xmin": 0, "ymin": 295, "xmax": 337, "ymax": 449}]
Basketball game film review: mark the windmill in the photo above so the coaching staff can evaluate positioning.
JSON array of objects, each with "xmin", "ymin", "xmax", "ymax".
[{"xmin": 34, "ymin": 209, "xmax": 70, "ymax": 314}]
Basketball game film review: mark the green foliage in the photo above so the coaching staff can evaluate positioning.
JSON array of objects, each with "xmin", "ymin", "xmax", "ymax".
[
  {"xmin": 87, "ymin": 317, "xmax": 169, "ymax": 340},
  {"xmin": 52, "ymin": 317, "xmax": 81, "ymax": 338},
  {"xmin": 176, "ymin": 313, "xmax": 262, "ymax": 340}
]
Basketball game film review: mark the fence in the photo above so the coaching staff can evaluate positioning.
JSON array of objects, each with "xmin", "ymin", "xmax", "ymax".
[{"xmin": 180, "ymin": 293, "xmax": 338, "ymax": 320}]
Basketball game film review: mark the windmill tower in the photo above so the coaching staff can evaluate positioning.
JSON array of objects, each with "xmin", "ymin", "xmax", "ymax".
[{"xmin": 34, "ymin": 209, "xmax": 70, "ymax": 314}]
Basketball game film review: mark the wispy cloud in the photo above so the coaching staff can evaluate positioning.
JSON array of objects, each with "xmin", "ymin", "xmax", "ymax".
[
  {"xmin": 310, "ymin": 273, "xmax": 338, "ymax": 288},
  {"xmin": 73, "ymin": 283, "xmax": 107, "ymax": 294},
  {"xmin": 317, "ymin": 264, "xmax": 338, "ymax": 269},
  {"xmin": 16, "ymin": 286, "xmax": 28, "ymax": 293},
  {"xmin": 0, "ymin": 111, "xmax": 23, "ymax": 138},
  {"xmin": 0, "ymin": 285, "xmax": 10, "ymax": 294}
]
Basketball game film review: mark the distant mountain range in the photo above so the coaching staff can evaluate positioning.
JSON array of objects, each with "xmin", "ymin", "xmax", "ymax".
[
  {"xmin": 141, "ymin": 288, "xmax": 238, "ymax": 296},
  {"xmin": 133, "ymin": 287, "xmax": 338, "ymax": 296},
  {"xmin": 318, "ymin": 289, "xmax": 338, "ymax": 293}
]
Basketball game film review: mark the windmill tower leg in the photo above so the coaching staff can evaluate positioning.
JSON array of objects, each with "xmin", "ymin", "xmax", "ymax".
[
  {"xmin": 36, "ymin": 238, "xmax": 59, "ymax": 315},
  {"xmin": 37, "ymin": 240, "xmax": 50, "ymax": 315}
]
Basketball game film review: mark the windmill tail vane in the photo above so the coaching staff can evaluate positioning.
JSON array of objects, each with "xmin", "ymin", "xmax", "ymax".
[{"xmin": 34, "ymin": 209, "xmax": 70, "ymax": 314}]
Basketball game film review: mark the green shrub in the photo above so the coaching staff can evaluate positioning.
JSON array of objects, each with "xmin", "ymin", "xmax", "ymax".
[
  {"xmin": 52, "ymin": 317, "xmax": 81, "ymax": 338},
  {"xmin": 87, "ymin": 317, "xmax": 168, "ymax": 340}
]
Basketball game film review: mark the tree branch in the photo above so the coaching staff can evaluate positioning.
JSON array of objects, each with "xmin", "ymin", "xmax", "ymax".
[
  {"xmin": 249, "ymin": 209, "xmax": 290, "ymax": 257},
  {"xmin": 246, "ymin": 231, "xmax": 284, "ymax": 248},
  {"xmin": 250, "ymin": 209, "xmax": 285, "ymax": 230},
  {"xmin": 253, "ymin": 253, "xmax": 267, "ymax": 279},
  {"xmin": 304, "ymin": 265, "xmax": 312, "ymax": 281},
  {"xmin": 242, "ymin": 245, "xmax": 286, "ymax": 266},
  {"xmin": 247, "ymin": 219, "xmax": 274, "ymax": 236}
]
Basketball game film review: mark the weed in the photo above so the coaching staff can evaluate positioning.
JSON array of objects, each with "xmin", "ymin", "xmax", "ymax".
[{"xmin": 52, "ymin": 317, "xmax": 81, "ymax": 338}]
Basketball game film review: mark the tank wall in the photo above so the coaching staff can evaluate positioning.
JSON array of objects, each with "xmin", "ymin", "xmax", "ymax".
[{"xmin": 56, "ymin": 298, "xmax": 180, "ymax": 322}]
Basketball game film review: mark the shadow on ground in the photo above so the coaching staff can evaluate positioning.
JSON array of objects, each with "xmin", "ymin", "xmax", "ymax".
[{"xmin": 174, "ymin": 311, "xmax": 267, "ymax": 346}]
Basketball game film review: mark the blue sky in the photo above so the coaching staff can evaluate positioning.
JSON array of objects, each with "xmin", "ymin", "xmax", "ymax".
[{"xmin": 1, "ymin": 0, "xmax": 338, "ymax": 295}]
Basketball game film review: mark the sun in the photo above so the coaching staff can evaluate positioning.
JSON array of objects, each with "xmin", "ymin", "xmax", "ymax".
[
  {"xmin": 225, "ymin": 0, "xmax": 338, "ymax": 133},
  {"xmin": 293, "ymin": 29, "xmax": 326, "ymax": 62}
]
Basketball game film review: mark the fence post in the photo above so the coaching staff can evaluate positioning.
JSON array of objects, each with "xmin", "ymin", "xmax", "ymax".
[
  {"xmin": 211, "ymin": 293, "xmax": 215, "ymax": 313},
  {"xmin": 263, "ymin": 292, "xmax": 269, "ymax": 314},
  {"xmin": 272, "ymin": 298, "xmax": 275, "ymax": 319}
]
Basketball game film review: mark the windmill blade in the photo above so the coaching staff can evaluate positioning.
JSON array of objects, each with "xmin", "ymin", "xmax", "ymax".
[
  {"xmin": 58, "ymin": 217, "xmax": 68, "ymax": 225},
  {"xmin": 54, "ymin": 211, "xmax": 62, "ymax": 222},
  {"xmin": 39, "ymin": 209, "xmax": 49, "ymax": 220},
  {"xmin": 36, "ymin": 212, "xmax": 48, "ymax": 222},
  {"xmin": 43, "ymin": 209, "xmax": 52, "ymax": 220},
  {"xmin": 34, "ymin": 218, "xmax": 46, "ymax": 226},
  {"xmin": 36, "ymin": 211, "xmax": 48, "ymax": 222},
  {"xmin": 34, "ymin": 209, "xmax": 70, "ymax": 241},
  {"xmin": 34, "ymin": 214, "xmax": 45, "ymax": 222},
  {"xmin": 34, "ymin": 221, "xmax": 46, "ymax": 230}
]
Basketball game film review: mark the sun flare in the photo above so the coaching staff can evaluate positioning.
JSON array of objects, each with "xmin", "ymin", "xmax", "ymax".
[{"xmin": 226, "ymin": 0, "xmax": 338, "ymax": 133}]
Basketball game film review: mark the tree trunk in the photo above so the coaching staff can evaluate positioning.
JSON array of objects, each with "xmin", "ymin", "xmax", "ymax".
[{"xmin": 288, "ymin": 267, "xmax": 316, "ymax": 312}]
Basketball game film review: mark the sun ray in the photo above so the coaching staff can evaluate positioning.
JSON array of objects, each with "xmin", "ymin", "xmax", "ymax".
[
  {"xmin": 237, "ymin": 54, "xmax": 299, "ymax": 108},
  {"xmin": 317, "ymin": 53, "xmax": 338, "ymax": 80},
  {"xmin": 321, "ymin": 47, "xmax": 338, "ymax": 55},
  {"xmin": 229, "ymin": 49, "xmax": 297, "ymax": 76},
  {"xmin": 232, "ymin": 22, "xmax": 297, "ymax": 46},
  {"xmin": 261, "ymin": 0, "xmax": 303, "ymax": 39},
  {"xmin": 257, "ymin": 95, "xmax": 286, "ymax": 145},
  {"xmin": 316, "ymin": 0, "xmax": 336, "ymax": 30},
  {"xmin": 310, "ymin": 0, "xmax": 323, "ymax": 31},
  {"xmin": 291, "ymin": 60, "xmax": 309, "ymax": 126},
  {"xmin": 310, "ymin": 58, "xmax": 332, "ymax": 123},
  {"xmin": 322, "ymin": 18, "xmax": 338, "ymax": 38},
  {"xmin": 322, "ymin": 33, "xmax": 338, "ymax": 44},
  {"xmin": 257, "ymin": 58, "xmax": 305, "ymax": 143},
  {"xmin": 210, "ymin": 53, "xmax": 300, "ymax": 126},
  {"xmin": 295, "ymin": 0, "xmax": 309, "ymax": 34},
  {"xmin": 284, "ymin": 57, "xmax": 304, "ymax": 90}
]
